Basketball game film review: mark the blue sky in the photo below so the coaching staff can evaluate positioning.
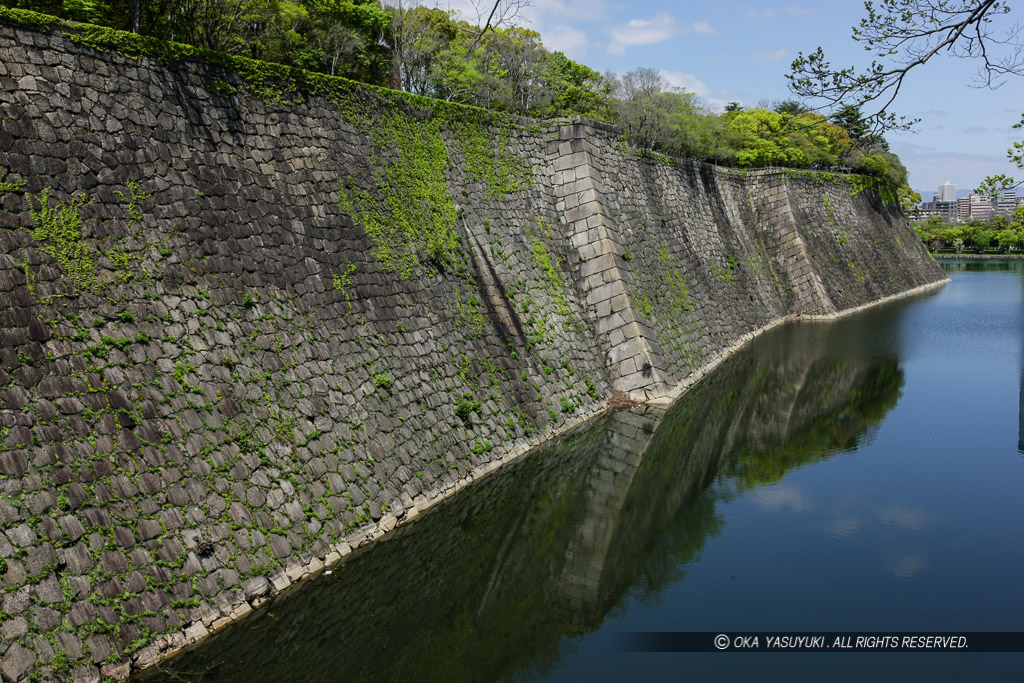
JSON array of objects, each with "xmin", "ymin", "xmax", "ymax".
[{"xmin": 438, "ymin": 0, "xmax": 1023, "ymax": 197}]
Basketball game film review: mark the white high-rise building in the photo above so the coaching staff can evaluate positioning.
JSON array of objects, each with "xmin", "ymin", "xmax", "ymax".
[
  {"xmin": 998, "ymin": 191, "xmax": 1017, "ymax": 217},
  {"xmin": 939, "ymin": 181, "xmax": 956, "ymax": 202}
]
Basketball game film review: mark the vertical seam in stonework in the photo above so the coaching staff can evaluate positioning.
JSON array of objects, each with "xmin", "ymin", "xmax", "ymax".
[
  {"xmin": 758, "ymin": 174, "xmax": 836, "ymax": 316},
  {"xmin": 553, "ymin": 120, "xmax": 671, "ymax": 399}
]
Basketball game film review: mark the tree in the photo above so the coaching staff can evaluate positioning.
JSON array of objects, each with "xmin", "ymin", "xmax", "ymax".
[
  {"xmin": 975, "ymin": 173, "xmax": 1017, "ymax": 196},
  {"xmin": 772, "ymin": 99, "xmax": 811, "ymax": 116},
  {"xmin": 455, "ymin": 0, "xmax": 532, "ymax": 53},
  {"xmin": 387, "ymin": 3, "xmax": 457, "ymax": 94},
  {"xmin": 974, "ymin": 230, "xmax": 992, "ymax": 251},
  {"xmin": 298, "ymin": 0, "xmax": 391, "ymax": 82},
  {"xmin": 723, "ymin": 109, "xmax": 804, "ymax": 167},
  {"xmin": 479, "ymin": 26, "xmax": 548, "ymax": 114},
  {"xmin": 830, "ymin": 104, "xmax": 869, "ymax": 142},
  {"xmin": 607, "ymin": 68, "xmax": 669, "ymax": 150},
  {"xmin": 540, "ymin": 51, "xmax": 607, "ymax": 119},
  {"xmin": 997, "ymin": 228, "xmax": 1019, "ymax": 250},
  {"xmin": 789, "ymin": 0, "xmax": 1024, "ymax": 198},
  {"xmin": 901, "ymin": 186, "xmax": 922, "ymax": 214},
  {"xmin": 788, "ymin": 1, "xmax": 1022, "ymax": 134}
]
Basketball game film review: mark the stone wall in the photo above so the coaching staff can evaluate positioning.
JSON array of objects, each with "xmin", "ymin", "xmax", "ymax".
[{"xmin": 0, "ymin": 15, "xmax": 946, "ymax": 682}]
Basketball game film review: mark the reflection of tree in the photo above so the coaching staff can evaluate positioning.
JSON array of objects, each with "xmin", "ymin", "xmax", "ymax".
[
  {"xmin": 727, "ymin": 360, "xmax": 903, "ymax": 489},
  {"xmin": 141, "ymin": 332, "xmax": 905, "ymax": 683}
]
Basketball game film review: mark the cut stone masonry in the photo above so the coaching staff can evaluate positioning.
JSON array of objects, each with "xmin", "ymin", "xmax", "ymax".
[{"xmin": 552, "ymin": 120, "xmax": 673, "ymax": 400}]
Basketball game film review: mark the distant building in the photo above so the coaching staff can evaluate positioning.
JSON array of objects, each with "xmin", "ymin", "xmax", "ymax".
[
  {"xmin": 918, "ymin": 199, "xmax": 960, "ymax": 222},
  {"xmin": 958, "ymin": 197, "xmax": 971, "ymax": 220},
  {"xmin": 969, "ymin": 193, "xmax": 995, "ymax": 221},
  {"xmin": 997, "ymin": 191, "xmax": 1017, "ymax": 217},
  {"xmin": 939, "ymin": 181, "xmax": 956, "ymax": 202}
]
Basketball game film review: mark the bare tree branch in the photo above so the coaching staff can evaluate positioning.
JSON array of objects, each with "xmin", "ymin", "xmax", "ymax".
[{"xmin": 788, "ymin": 0, "xmax": 1022, "ymax": 134}]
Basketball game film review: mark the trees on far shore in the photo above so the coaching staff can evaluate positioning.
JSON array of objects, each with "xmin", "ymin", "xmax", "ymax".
[{"xmin": 914, "ymin": 207, "xmax": 1024, "ymax": 253}]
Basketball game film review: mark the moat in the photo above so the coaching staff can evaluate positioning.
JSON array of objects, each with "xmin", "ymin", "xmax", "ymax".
[{"xmin": 134, "ymin": 258, "xmax": 1023, "ymax": 681}]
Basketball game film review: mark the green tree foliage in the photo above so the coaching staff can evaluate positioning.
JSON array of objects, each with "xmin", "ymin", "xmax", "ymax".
[
  {"xmin": 3, "ymin": 0, "xmax": 914, "ymax": 189},
  {"xmin": 913, "ymin": 213, "xmax": 1023, "ymax": 253},
  {"xmin": 540, "ymin": 50, "xmax": 606, "ymax": 118},
  {"xmin": 389, "ymin": 4, "xmax": 456, "ymax": 95},
  {"xmin": 721, "ymin": 109, "xmax": 852, "ymax": 168},
  {"xmin": 302, "ymin": 0, "xmax": 391, "ymax": 82},
  {"xmin": 975, "ymin": 172, "xmax": 1019, "ymax": 196}
]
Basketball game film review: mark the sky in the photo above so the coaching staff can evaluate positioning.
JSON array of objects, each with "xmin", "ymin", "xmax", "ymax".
[{"xmin": 432, "ymin": 0, "xmax": 1023, "ymax": 197}]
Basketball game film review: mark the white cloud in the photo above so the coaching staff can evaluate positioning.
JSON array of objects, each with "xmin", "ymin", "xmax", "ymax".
[
  {"xmin": 660, "ymin": 70, "xmax": 711, "ymax": 96},
  {"xmin": 690, "ymin": 21, "xmax": 718, "ymax": 36},
  {"xmin": 608, "ymin": 13, "xmax": 680, "ymax": 54},
  {"xmin": 745, "ymin": 8, "xmax": 775, "ymax": 20},
  {"xmin": 542, "ymin": 25, "xmax": 591, "ymax": 59},
  {"xmin": 433, "ymin": 0, "xmax": 608, "ymax": 62},
  {"xmin": 786, "ymin": 5, "xmax": 812, "ymax": 16},
  {"xmin": 659, "ymin": 70, "xmax": 737, "ymax": 112},
  {"xmin": 750, "ymin": 48, "xmax": 789, "ymax": 63}
]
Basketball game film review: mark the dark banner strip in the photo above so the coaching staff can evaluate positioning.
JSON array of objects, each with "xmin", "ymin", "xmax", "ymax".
[{"xmin": 618, "ymin": 632, "xmax": 1024, "ymax": 653}]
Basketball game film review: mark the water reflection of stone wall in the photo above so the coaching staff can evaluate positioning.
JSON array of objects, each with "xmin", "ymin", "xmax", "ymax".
[
  {"xmin": 140, "ymin": 324, "xmax": 904, "ymax": 683},
  {"xmin": 557, "ymin": 406, "xmax": 665, "ymax": 614}
]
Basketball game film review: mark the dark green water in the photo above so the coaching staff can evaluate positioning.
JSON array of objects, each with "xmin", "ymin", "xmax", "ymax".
[{"xmin": 138, "ymin": 258, "xmax": 1024, "ymax": 682}]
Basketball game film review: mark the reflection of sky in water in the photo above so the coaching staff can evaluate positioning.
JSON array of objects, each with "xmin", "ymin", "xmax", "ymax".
[
  {"xmin": 753, "ymin": 481, "xmax": 937, "ymax": 577},
  {"xmin": 886, "ymin": 553, "xmax": 929, "ymax": 580},
  {"xmin": 750, "ymin": 484, "xmax": 809, "ymax": 514}
]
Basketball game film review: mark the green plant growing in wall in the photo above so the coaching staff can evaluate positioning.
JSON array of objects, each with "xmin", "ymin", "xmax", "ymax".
[
  {"xmin": 453, "ymin": 116, "xmax": 531, "ymax": 199},
  {"xmin": 453, "ymin": 288, "xmax": 485, "ymax": 336},
  {"xmin": 26, "ymin": 189, "xmax": 95, "ymax": 291},
  {"xmin": 274, "ymin": 412, "xmax": 296, "ymax": 443},
  {"xmin": 332, "ymin": 263, "xmax": 357, "ymax": 308},
  {"xmin": 636, "ymin": 294, "xmax": 653, "ymax": 319},
  {"xmin": 0, "ymin": 167, "xmax": 26, "ymax": 194},
  {"xmin": 107, "ymin": 249, "xmax": 134, "ymax": 282},
  {"xmin": 530, "ymin": 234, "xmax": 570, "ymax": 316},
  {"xmin": 338, "ymin": 110, "xmax": 460, "ymax": 278},
  {"xmin": 658, "ymin": 247, "xmax": 693, "ymax": 313},
  {"xmin": 455, "ymin": 393, "xmax": 482, "ymax": 425},
  {"xmin": 822, "ymin": 193, "xmax": 836, "ymax": 224},
  {"xmin": 709, "ymin": 260, "xmax": 734, "ymax": 283},
  {"xmin": 113, "ymin": 180, "xmax": 148, "ymax": 224}
]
